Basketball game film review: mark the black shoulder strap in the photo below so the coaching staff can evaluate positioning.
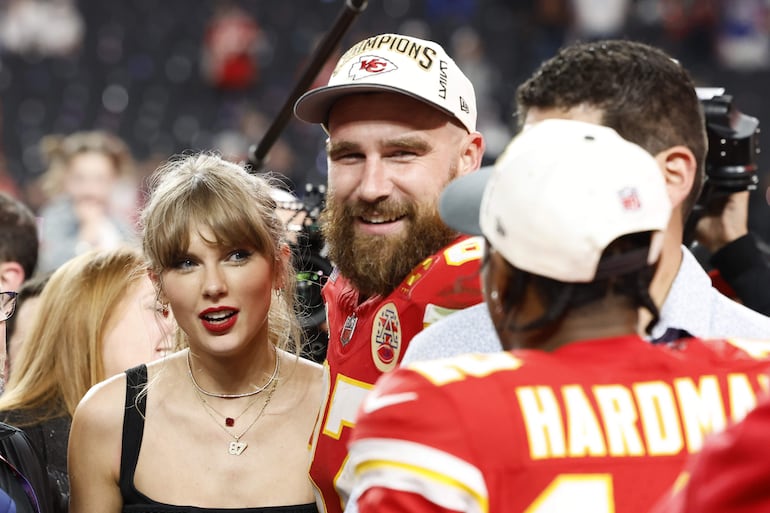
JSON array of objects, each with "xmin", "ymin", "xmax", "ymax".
[
  {"xmin": 118, "ymin": 364, "xmax": 148, "ymax": 500},
  {"xmin": 0, "ymin": 451, "xmax": 40, "ymax": 513},
  {"xmin": 0, "ymin": 422, "xmax": 53, "ymax": 513}
]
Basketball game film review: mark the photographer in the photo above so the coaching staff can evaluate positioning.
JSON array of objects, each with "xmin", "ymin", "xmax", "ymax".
[{"xmin": 690, "ymin": 89, "xmax": 770, "ymax": 316}]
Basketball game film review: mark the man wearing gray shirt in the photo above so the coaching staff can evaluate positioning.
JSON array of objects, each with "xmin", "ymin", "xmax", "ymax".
[{"xmin": 403, "ymin": 39, "xmax": 770, "ymax": 364}]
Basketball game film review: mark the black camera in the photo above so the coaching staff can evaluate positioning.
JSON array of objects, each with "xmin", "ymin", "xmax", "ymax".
[
  {"xmin": 275, "ymin": 183, "xmax": 332, "ymax": 363},
  {"xmin": 697, "ymin": 87, "xmax": 761, "ymax": 198},
  {"xmin": 685, "ymin": 88, "xmax": 762, "ymax": 247}
]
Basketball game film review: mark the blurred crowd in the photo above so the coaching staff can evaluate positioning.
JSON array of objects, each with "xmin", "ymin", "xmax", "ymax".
[{"xmin": 2, "ymin": 0, "xmax": 770, "ymax": 237}]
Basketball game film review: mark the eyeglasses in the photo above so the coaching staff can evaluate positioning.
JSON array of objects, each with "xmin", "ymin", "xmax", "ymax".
[{"xmin": 1, "ymin": 292, "xmax": 18, "ymax": 322}]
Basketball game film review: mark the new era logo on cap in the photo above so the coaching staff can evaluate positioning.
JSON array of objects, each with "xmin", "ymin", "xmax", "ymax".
[{"xmin": 459, "ymin": 96, "xmax": 470, "ymax": 114}]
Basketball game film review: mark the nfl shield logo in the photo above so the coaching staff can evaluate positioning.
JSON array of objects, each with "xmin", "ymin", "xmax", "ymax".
[{"xmin": 619, "ymin": 187, "xmax": 641, "ymax": 211}]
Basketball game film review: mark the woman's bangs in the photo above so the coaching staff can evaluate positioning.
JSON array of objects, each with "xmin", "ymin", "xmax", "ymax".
[{"xmin": 191, "ymin": 196, "xmax": 272, "ymax": 257}]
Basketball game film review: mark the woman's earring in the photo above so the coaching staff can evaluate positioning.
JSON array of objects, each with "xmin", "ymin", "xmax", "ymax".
[
  {"xmin": 274, "ymin": 289, "xmax": 283, "ymax": 298},
  {"xmin": 160, "ymin": 302, "xmax": 170, "ymax": 318}
]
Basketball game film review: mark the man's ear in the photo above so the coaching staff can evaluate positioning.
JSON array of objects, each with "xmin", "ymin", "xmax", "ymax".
[
  {"xmin": 457, "ymin": 131, "xmax": 486, "ymax": 177},
  {"xmin": 655, "ymin": 145, "xmax": 697, "ymax": 210},
  {"xmin": 0, "ymin": 262, "xmax": 25, "ymax": 291}
]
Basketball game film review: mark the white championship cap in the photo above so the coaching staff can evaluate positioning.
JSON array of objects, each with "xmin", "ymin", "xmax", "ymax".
[
  {"xmin": 294, "ymin": 33, "xmax": 477, "ymax": 133},
  {"xmin": 440, "ymin": 119, "xmax": 672, "ymax": 282}
]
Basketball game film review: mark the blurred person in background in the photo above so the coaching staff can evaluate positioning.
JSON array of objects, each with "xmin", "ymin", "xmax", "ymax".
[
  {"xmin": 0, "ymin": 0, "xmax": 83, "ymax": 58},
  {"xmin": 0, "ymin": 246, "xmax": 176, "ymax": 513},
  {"xmin": 714, "ymin": 0, "xmax": 770, "ymax": 71},
  {"xmin": 293, "ymin": 32, "xmax": 486, "ymax": 513},
  {"xmin": 68, "ymin": 153, "xmax": 321, "ymax": 513},
  {"xmin": 201, "ymin": 1, "xmax": 265, "ymax": 91},
  {"xmin": 0, "ymin": 193, "xmax": 38, "ymax": 295},
  {"xmin": 36, "ymin": 130, "xmax": 139, "ymax": 274},
  {"xmin": 0, "ymin": 192, "xmax": 39, "ymax": 390},
  {"xmin": 568, "ymin": 0, "xmax": 632, "ymax": 41},
  {"xmin": 658, "ymin": 0, "xmax": 718, "ymax": 72}
]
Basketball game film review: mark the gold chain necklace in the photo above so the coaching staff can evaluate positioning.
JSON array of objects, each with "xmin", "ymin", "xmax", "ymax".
[
  {"xmin": 195, "ymin": 376, "xmax": 278, "ymax": 456},
  {"xmin": 186, "ymin": 346, "xmax": 280, "ymax": 399},
  {"xmin": 198, "ymin": 388, "xmax": 264, "ymax": 427}
]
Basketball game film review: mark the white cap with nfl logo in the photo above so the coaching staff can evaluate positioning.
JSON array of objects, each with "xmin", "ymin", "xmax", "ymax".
[
  {"xmin": 440, "ymin": 119, "xmax": 672, "ymax": 282},
  {"xmin": 294, "ymin": 33, "xmax": 477, "ymax": 133}
]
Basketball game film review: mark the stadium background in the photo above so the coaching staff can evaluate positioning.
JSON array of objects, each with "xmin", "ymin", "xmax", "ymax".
[{"xmin": 1, "ymin": 0, "xmax": 769, "ymax": 240}]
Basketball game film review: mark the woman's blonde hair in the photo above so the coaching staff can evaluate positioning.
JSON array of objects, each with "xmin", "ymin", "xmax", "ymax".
[
  {"xmin": 140, "ymin": 152, "xmax": 301, "ymax": 355},
  {"xmin": 39, "ymin": 130, "xmax": 136, "ymax": 197},
  {"xmin": 0, "ymin": 246, "xmax": 149, "ymax": 422}
]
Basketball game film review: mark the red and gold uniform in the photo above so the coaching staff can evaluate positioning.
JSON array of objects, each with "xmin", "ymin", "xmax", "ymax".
[
  {"xmin": 309, "ymin": 235, "xmax": 483, "ymax": 513},
  {"xmin": 348, "ymin": 336, "xmax": 770, "ymax": 513},
  {"xmin": 653, "ymin": 389, "xmax": 770, "ymax": 513}
]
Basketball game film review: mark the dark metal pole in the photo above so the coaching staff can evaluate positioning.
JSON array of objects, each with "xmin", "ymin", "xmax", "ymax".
[{"xmin": 248, "ymin": 0, "xmax": 368, "ymax": 173}]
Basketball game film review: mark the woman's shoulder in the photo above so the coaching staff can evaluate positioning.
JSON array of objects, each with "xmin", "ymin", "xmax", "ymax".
[
  {"xmin": 279, "ymin": 350, "xmax": 323, "ymax": 382},
  {"xmin": 274, "ymin": 351, "xmax": 322, "ymax": 414},
  {"xmin": 73, "ymin": 371, "xmax": 128, "ymax": 427},
  {"xmin": 293, "ymin": 352, "xmax": 323, "ymax": 372}
]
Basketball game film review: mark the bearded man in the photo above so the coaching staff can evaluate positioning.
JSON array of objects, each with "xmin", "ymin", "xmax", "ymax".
[{"xmin": 293, "ymin": 33, "xmax": 486, "ymax": 513}]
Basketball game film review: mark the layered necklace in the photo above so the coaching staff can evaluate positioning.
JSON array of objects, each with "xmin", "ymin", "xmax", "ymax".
[
  {"xmin": 187, "ymin": 347, "xmax": 280, "ymax": 399},
  {"xmin": 188, "ymin": 348, "xmax": 280, "ymax": 455}
]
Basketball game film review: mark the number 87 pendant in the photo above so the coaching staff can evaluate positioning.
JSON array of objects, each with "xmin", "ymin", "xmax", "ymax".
[{"xmin": 228, "ymin": 441, "xmax": 247, "ymax": 455}]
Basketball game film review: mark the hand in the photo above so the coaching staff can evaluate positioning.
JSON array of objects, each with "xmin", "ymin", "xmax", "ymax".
[
  {"xmin": 694, "ymin": 191, "xmax": 750, "ymax": 253},
  {"xmin": 73, "ymin": 198, "xmax": 110, "ymax": 248}
]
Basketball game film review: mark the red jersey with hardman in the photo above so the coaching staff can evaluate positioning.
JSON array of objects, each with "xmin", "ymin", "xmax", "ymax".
[{"xmin": 348, "ymin": 335, "xmax": 770, "ymax": 513}]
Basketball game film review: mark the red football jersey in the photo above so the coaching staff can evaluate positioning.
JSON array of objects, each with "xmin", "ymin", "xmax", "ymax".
[
  {"xmin": 309, "ymin": 235, "xmax": 484, "ymax": 513},
  {"xmin": 652, "ymin": 390, "xmax": 770, "ymax": 513},
  {"xmin": 348, "ymin": 335, "xmax": 770, "ymax": 513}
]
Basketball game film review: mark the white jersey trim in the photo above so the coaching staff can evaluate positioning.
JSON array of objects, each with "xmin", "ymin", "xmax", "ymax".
[{"xmin": 348, "ymin": 437, "xmax": 488, "ymax": 513}]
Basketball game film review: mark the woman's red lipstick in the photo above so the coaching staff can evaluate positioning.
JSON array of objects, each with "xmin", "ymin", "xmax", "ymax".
[{"xmin": 199, "ymin": 306, "xmax": 239, "ymax": 333}]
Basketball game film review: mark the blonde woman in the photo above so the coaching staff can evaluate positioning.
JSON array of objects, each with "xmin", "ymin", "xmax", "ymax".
[
  {"xmin": 0, "ymin": 246, "xmax": 175, "ymax": 513},
  {"xmin": 69, "ymin": 153, "xmax": 322, "ymax": 512}
]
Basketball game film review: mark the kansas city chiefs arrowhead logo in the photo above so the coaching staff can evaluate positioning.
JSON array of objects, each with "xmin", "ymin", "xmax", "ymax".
[{"xmin": 348, "ymin": 55, "xmax": 398, "ymax": 80}]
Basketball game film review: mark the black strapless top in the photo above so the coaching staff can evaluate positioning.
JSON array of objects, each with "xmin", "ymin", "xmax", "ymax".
[{"xmin": 119, "ymin": 365, "xmax": 318, "ymax": 513}]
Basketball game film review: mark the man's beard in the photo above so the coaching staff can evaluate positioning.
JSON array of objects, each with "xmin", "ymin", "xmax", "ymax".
[{"xmin": 321, "ymin": 196, "xmax": 458, "ymax": 299}]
